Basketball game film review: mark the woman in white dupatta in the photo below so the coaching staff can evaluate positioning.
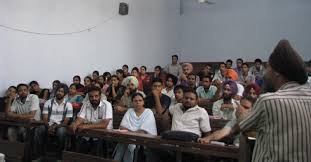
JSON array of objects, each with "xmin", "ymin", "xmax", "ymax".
[{"xmin": 113, "ymin": 93, "xmax": 157, "ymax": 162}]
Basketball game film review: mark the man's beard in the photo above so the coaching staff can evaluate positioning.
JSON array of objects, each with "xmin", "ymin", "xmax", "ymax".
[
  {"xmin": 223, "ymin": 95, "xmax": 232, "ymax": 103},
  {"xmin": 56, "ymin": 95, "xmax": 64, "ymax": 101},
  {"xmin": 90, "ymin": 100, "xmax": 100, "ymax": 108}
]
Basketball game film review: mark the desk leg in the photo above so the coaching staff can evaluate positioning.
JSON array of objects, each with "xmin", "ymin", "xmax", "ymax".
[
  {"xmin": 176, "ymin": 151, "xmax": 182, "ymax": 162},
  {"xmin": 23, "ymin": 127, "xmax": 32, "ymax": 162}
]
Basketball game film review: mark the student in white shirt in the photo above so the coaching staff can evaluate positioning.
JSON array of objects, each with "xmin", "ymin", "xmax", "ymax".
[{"xmin": 70, "ymin": 86, "xmax": 112, "ymax": 155}]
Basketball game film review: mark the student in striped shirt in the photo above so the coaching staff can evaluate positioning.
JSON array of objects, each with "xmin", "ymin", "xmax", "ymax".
[
  {"xmin": 231, "ymin": 39, "xmax": 311, "ymax": 162},
  {"xmin": 37, "ymin": 83, "xmax": 73, "ymax": 158},
  {"xmin": 6, "ymin": 84, "xmax": 41, "ymax": 141}
]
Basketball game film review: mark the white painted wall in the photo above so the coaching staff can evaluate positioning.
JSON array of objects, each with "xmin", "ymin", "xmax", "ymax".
[
  {"xmin": 1, "ymin": 0, "xmax": 311, "ymax": 94},
  {"xmin": 0, "ymin": 0, "xmax": 180, "ymax": 93},
  {"xmin": 180, "ymin": 0, "xmax": 311, "ymax": 62}
]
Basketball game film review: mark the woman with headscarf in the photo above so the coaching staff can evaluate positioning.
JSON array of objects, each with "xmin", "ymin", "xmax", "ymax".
[
  {"xmin": 212, "ymin": 80, "xmax": 239, "ymax": 120},
  {"xmin": 113, "ymin": 93, "xmax": 157, "ymax": 162}
]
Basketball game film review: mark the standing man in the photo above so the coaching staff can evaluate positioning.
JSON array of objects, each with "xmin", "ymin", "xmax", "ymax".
[
  {"xmin": 164, "ymin": 54, "xmax": 183, "ymax": 78},
  {"xmin": 232, "ymin": 40, "xmax": 311, "ymax": 162}
]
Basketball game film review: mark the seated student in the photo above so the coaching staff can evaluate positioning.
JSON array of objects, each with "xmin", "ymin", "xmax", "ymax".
[
  {"xmin": 225, "ymin": 59, "xmax": 233, "ymax": 69},
  {"xmin": 0, "ymin": 86, "xmax": 17, "ymax": 112},
  {"xmin": 198, "ymin": 96, "xmax": 255, "ymax": 145},
  {"xmin": 225, "ymin": 69, "xmax": 244, "ymax": 100},
  {"xmin": 243, "ymin": 83, "xmax": 261, "ymax": 101},
  {"xmin": 115, "ymin": 76, "xmax": 145, "ymax": 113},
  {"xmin": 113, "ymin": 93, "xmax": 157, "ymax": 162},
  {"xmin": 66, "ymin": 84, "xmax": 84, "ymax": 106},
  {"xmin": 92, "ymin": 70, "xmax": 100, "ymax": 83},
  {"xmin": 37, "ymin": 83, "xmax": 73, "ymax": 158},
  {"xmin": 80, "ymin": 76, "xmax": 93, "ymax": 97},
  {"xmin": 82, "ymin": 82, "xmax": 107, "ymax": 104},
  {"xmin": 169, "ymin": 89, "xmax": 211, "ymax": 137},
  {"xmin": 103, "ymin": 72, "xmax": 112, "ymax": 79},
  {"xmin": 139, "ymin": 66, "xmax": 151, "ymax": 95},
  {"xmin": 5, "ymin": 84, "xmax": 41, "ymax": 160},
  {"xmin": 6, "ymin": 84, "xmax": 41, "ymax": 139},
  {"xmin": 145, "ymin": 78, "xmax": 171, "ymax": 133},
  {"xmin": 170, "ymin": 85, "xmax": 187, "ymax": 106},
  {"xmin": 39, "ymin": 88, "xmax": 50, "ymax": 108},
  {"xmin": 122, "ymin": 64, "xmax": 131, "ymax": 77},
  {"xmin": 73, "ymin": 75, "xmax": 85, "ymax": 93},
  {"xmin": 179, "ymin": 63, "xmax": 199, "ymax": 86},
  {"xmin": 197, "ymin": 64, "xmax": 214, "ymax": 80},
  {"xmin": 234, "ymin": 58, "xmax": 243, "ymax": 77},
  {"xmin": 131, "ymin": 67, "xmax": 144, "ymax": 91},
  {"xmin": 106, "ymin": 75, "xmax": 126, "ymax": 105},
  {"xmin": 29, "ymin": 80, "xmax": 42, "ymax": 96},
  {"xmin": 116, "ymin": 69, "xmax": 126, "ymax": 85},
  {"xmin": 212, "ymin": 80, "xmax": 239, "ymax": 120},
  {"xmin": 212, "ymin": 62, "xmax": 226, "ymax": 83},
  {"xmin": 196, "ymin": 75, "xmax": 218, "ymax": 106},
  {"xmin": 187, "ymin": 73, "xmax": 198, "ymax": 90},
  {"xmin": 69, "ymin": 86, "xmax": 113, "ymax": 155},
  {"xmin": 98, "ymin": 75, "xmax": 105, "ymax": 86},
  {"xmin": 102, "ymin": 72, "xmax": 112, "ymax": 94},
  {"xmin": 238, "ymin": 63, "xmax": 256, "ymax": 87},
  {"xmin": 49, "ymin": 80, "xmax": 61, "ymax": 99},
  {"xmin": 249, "ymin": 58, "xmax": 265, "ymax": 86},
  {"xmin": 161, "ymin": 74, "xmax": 178, "ymax": 102},
  {"xmin": 66, "ymin": 84, "xmax": 83, "ymax": 120},
  {"xmin": 149, "ymin": 65, "xmax": 165, "ymax": 83}
]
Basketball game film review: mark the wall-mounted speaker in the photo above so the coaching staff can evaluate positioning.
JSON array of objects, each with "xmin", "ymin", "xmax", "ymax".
[{"xmin": 119, "ymin": 2, "xmax": 129, "ymax": 15}]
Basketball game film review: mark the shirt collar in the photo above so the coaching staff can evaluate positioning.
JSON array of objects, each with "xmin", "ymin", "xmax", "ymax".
[
  {"xmin": 279, "ymin": 81, "xmax": 300, "ymax": 90},
  {"xmin": 181, "ymin": 104, "xmax": 200, "ymax": 112},
  {"xmin": 90, "ymin": 100, "xmax": 103, "ymax": 110},
  {"xmin": 53, "ymin": 98, "xmax": 66, "ymax": 105},
  {"xmin": 16, "ymin": 94, "xmax": 31, "ymax": 103}
]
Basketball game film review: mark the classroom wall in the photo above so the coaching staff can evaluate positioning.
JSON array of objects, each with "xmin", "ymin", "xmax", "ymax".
[
  {"xmin": 1, "ymin": 0, "xmax": 311, "ymax": 94},
  {"xmin": 179, "ymin": 0, "xmax": 311, "ymax": 62},
  {"xmin": 0, "ymin": 0, "xmax": 181, "ymax": 92}
]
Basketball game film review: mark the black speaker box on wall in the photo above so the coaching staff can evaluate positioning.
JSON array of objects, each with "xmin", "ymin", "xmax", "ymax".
[{"xmin": 119, "ymin": 2, "xmax": 129, "ymax": 15}]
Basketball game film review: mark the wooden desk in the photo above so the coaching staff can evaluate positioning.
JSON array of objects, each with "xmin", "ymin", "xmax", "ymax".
[
  {"xmin": 0, "ymin": 113, "xmax": 45, "ymax": 162},
  {"xmin": 63, "ymin": 151, "xmax": 117, "ymax": 162},
  {"xmin": 75, "ymin": 129, "xmax": 240, "ymax": 162}
]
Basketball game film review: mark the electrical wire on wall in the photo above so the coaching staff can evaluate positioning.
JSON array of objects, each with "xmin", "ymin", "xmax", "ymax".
[{"xmin": 0, "ymin": 0, "xmax": 120, "ymax": 36}]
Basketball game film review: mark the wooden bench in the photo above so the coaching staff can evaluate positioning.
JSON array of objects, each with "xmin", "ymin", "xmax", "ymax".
[
  {"xmin": 75, "ymin": 129, "xmax": 242, "ymax": 162},
  {"xmin": 62, "ymin": 151, "xmax": 117, "ymax": 162},
  {"xmin": 0, "ymin": 138, "xmax": 25, "ymax": 162},
  {"xmin": 0, "ymin": 113, "xmax": 45, "ymax": 162}
]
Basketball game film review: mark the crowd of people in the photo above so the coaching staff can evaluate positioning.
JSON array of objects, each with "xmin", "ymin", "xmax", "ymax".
[{"xmin": 1, "ymin": 39, "xmax": 311, "ymax": 162}]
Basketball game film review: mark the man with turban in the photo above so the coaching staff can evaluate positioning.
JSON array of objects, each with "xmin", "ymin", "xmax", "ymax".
[
  {"xmin": 115, "ymin": 76, "xmax": 145, "ymax": 113},
  {"xmin": 224, "ymin": 69, "xmax": 245, "ymax": 100},
  {"xmin": 212, "ymin": 80, "xmax": 239, "ymax": 120},
  {"xmin": 179, "ymin": 63, "xmax": 200, "ymax": 87},
  {"xmin": 231, "ymin": 39, "xmax": 311, "ymax": 162}
]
